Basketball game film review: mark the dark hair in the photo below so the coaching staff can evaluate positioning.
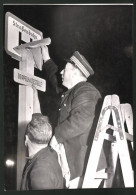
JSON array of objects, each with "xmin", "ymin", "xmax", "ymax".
[{"xmin": 26, "ymin": 113, "xmax": 52, "ymax": 144}]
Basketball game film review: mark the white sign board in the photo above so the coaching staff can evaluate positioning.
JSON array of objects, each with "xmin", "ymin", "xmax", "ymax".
[
  {"xmin": 5, "ymin": 12, "xmax": 43, "ymax": 61},
  {"xmin": 14, "ymin": 68, "xmax": 46, "ymax": 92}
]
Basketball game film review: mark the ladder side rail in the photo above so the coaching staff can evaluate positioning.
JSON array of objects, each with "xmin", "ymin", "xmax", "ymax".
[
  {"xmin": 82, "ymin": 95, "xmax": 112, "ymax": 188},
  {"xmin": 121, "ymin": 104, "xmax": 133, "ymax": 149},
  {"xmin": 112, "ymin": 103, "xmax": 134, "ymax": 187}
]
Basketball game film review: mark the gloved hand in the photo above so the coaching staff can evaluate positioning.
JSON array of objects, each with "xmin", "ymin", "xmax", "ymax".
[
  {"xmin": 41, "ymin": 45, "xmax": 50, "ymax": 63},
  {"xmin": 32, "ymin": 84, "xmax": 41, "ymax": 113},
  {"xmin": 50, "ymin": 135, "xmax": 59, "ymax": 151}
]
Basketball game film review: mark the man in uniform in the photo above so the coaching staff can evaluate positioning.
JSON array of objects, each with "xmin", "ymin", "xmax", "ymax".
[{"xmin": 40, "ymin": 46, "xmax": 106, "ymax": 188}]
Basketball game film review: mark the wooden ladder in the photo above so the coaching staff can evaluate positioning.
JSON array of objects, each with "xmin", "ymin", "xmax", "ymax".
[{"xmin": 82, "ymin": 95, "xmax": 134, "ymax": 188}]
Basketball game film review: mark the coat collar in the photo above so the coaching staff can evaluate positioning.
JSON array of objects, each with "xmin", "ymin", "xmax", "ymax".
[
  {"xmin": 26, "ymin": 146, "xmax": 49, "ymax": 165},
  {"xmin": 63, "ymin": 81, "xmax": 86, "ymax": 96}
]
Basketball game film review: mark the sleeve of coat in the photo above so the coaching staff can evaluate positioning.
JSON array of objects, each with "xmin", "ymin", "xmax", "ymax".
[
  {"xmin": 55, "ymin": 85, "xmax": 101, "ymax": 143},
  {"xmin": 42, "ymin": 59, "xmax": 60, "ymax": 94}
]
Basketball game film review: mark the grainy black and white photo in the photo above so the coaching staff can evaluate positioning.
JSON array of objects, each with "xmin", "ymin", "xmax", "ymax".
[{"xmin": 3, "ymin": 3, "xmax": 134, "ymax": 191}]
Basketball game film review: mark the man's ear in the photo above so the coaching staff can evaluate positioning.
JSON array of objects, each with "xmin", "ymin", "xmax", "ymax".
[{"xmin": 25, "ymin": 135, "xmax": 29, "ymax": 146}]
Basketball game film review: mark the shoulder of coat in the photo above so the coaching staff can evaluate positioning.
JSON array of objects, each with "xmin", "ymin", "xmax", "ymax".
[{"xmin": 72, "ymin": 81, "xmax": 101, "ymax": 98}]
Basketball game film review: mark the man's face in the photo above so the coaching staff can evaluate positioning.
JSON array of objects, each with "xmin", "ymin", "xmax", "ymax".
[{"xmin": 60, "ymin": 63, "xmax": 74, "ymax": 89}]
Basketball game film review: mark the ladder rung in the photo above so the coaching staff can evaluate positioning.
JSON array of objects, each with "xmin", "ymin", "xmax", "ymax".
[
  {"xmin": 106, "ymin": 124, "xmax": 118, "ymax": 131},
  {"xmin": 104, "ymin": 133, "xmax": 116, "ymax": 142},
  {"xmin": 95, "ymin": 172, "xmax": 108, "ymax": 179},
  {"xmin": 125, "ymin": 132, "xmax": 133, "ymax": 142},
  {"xmin": 101, "ymin": 124, "xmax": 118, "ymax": 132}
]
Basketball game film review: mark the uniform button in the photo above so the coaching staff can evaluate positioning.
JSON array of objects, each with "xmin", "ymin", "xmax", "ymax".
[
  {"xmin": 59, "ymin": 108, "xmax": 61, "ymax": 111},
  {"xmin": 61, "ymin": 94, "xmax": 64, "ymax": 98},
  {"xmin": 64, "ymin": 104, "xmax": 66, "ymax": 106}
]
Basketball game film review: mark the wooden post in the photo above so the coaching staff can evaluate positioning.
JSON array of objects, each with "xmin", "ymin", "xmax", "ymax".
[
  {"xmin": 16, "ymin": 49, "xmax": 35, "ymax": 189},
  {"xmin": 5, "ymin": 12, "xmax": 48, "ymax": 190}
]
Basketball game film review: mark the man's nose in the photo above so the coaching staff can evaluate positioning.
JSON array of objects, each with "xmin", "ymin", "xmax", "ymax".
[
  {"xmin": 60, "ymin": 69, "xmax": 64, "ymax": 75},
  {"xmin": 25, "ymin": 135, "xmax": 28, "ymax": 146},
  {"xmin": 25, "ymin": 139, "xmax": 27, "ymax": 146}
]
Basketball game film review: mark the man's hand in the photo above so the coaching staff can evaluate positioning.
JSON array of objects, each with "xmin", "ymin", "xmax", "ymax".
[
  {"xmin": 50, "ymin": 135, "xmax": 59, "ymax": 152},
  {"xmin": 32, "ymin": 84, "xmax": 41, "ymax": 113},
  {"xmin": 41, "ymin": 45, "xmax": 50, "ymax": 63}
]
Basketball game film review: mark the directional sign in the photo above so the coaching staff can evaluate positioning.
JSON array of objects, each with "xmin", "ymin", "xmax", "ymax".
[
  {"xmin": 14, "ymin": 68, "xmax": 46, "ymax": 92},
  {"xmin": 5, "ymin": 12, "xmax": 43, "ymax": 61}
]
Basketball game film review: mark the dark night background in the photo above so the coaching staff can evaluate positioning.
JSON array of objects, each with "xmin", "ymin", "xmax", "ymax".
[{"xmin": 3, "ymin": 4, "xmax": 133, "ymax": 190}]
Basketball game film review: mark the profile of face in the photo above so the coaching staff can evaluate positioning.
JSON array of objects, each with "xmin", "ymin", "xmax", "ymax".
[
  {"xmin": 25, "ymin": 135, "xmax": 29, "ymax": 147},
  {"xmin": 60, "ymin": 63, "xmax": 75, "ymax": 89}
]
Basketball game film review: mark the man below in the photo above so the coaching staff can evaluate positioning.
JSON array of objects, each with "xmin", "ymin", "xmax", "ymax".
[{"xmin": 20, "ymin": 113, "xmax": 64, "ymax": 190}]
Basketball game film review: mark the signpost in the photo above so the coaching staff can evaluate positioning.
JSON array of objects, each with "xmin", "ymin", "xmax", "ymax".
[{"xmin": 5, "ymin": 12, "xmax": 48, "ymax": 189}]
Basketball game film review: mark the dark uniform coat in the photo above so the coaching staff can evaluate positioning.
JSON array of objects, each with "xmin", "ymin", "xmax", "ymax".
[
  {"xmin": 20, "ymin": 146, "xmax": 63, "ymax": 190},
  {"xmin": 43, "ymin": 59, "xmax": 107, "ymax": 180}
]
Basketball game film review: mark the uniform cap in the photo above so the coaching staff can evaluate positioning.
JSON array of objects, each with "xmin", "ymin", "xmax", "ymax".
[{"xmin": 65, "ymin": 51, "xmax": 94, "ymax": 78}]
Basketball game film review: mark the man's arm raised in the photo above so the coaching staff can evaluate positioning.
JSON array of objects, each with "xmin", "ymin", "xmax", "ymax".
[{"xmin": 32, "ymin": 85, "xmax": 41, "ymax": 113}]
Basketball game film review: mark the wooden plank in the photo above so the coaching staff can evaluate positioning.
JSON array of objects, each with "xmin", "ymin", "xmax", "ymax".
[
  {"xmin": 14, "ymin": 38, "xmax": 51, "ymax": 70},
  {"xmin": 16, "ymin": 49, "xmax": 34, "ymax": 189},
  {"xmin": 14, "ymin": 38, "xmax": 51, "ymax": 51}
]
